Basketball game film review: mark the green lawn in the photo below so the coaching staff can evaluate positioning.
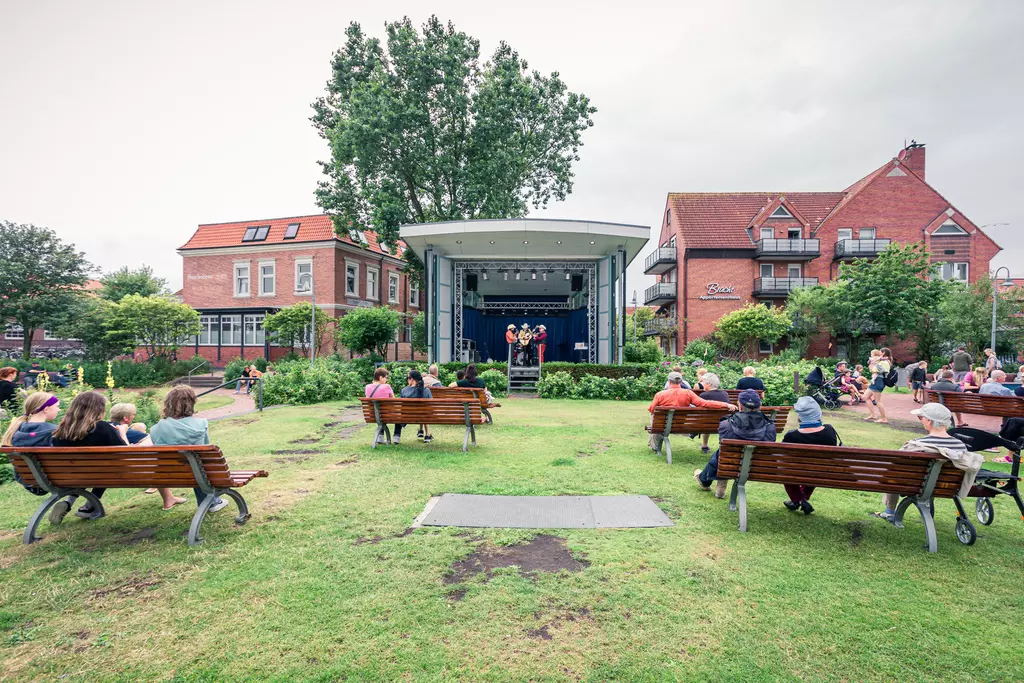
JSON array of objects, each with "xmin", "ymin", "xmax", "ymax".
[{"xmin": 1, "ymin": 401, "xmax": 1022, "ymax": 681}]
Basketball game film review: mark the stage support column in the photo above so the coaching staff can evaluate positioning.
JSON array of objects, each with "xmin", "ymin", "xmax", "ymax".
[{"xmin": 618, "ymin": 247, "xmax": 626, "ymax": 366}]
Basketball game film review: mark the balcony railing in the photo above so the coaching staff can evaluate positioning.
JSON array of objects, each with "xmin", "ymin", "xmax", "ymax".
[
  {"xmin": 754, "ymin": 238, "xmax": 820, "ymax": 260},
  {"xmin": 644, "ymin": 247, "xmax": 677, "ymax": 275},
  {"xmin": 644, "ymin": 282, "xmax": 677, "ymax": 305},
  {"xmin": 834, "ymin": 238, "xmax": 892, "ymax": 259},
  {"xmin": 752, "ymin": 277, "xmax": 818, "ymax": 297},
  {"xmin": 642, "ymin": 317, "xmax": 677, "ymax": 337}
]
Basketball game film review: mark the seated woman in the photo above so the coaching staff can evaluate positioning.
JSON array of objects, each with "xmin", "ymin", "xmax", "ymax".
[
  {"xmin": 50, "ymin": 391, "xmax": 130, "ymax": 523},
  {"xmin": 780, "ymin": 397, "xmax": 841, "ymax": 515},
  {"xmin": 695, "ymin": 372, "xmax": 729, "ymax": 454},
  {"xmin": 0, "ymin": 366, "xmax": 20, "ymax": 415},
  {"xmin": 1, "ymin": 392, "xmax": 60, "ymax": 496},
  {"xmin": 394, "ymin": 369, "xmax": 432, "ymax": 445},
  {"xmin": 961, "ymin": 367, "xmax": 985, "ymax": 393}
]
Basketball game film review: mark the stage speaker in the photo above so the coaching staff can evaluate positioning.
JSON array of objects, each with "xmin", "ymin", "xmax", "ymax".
[
  {"xmin": 466, "ymin": 273, "xmax": 478, "ymax": 291},
  {"xmin": 571, "ymin": 274, "xmax": 584, "ymax": 292}
]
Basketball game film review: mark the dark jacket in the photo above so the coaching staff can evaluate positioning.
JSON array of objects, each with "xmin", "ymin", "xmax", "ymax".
[
  {"xmin": 718, "ymin": 410, "xmax": 776, "ymax": 443},
  {"xmin": 9, "ymin": 421, "xmax": 56, "ymax": 495},
  {"xmin": 0, "ymin": 379, "xmax": 17, "ymax": 410},
  {"xmin": 909, "ymin": 367, "xmax": 927, "ymax": 382}
]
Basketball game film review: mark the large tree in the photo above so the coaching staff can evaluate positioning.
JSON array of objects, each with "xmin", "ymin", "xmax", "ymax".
[
  {"xmin": 0, "ymin": 221, "xmax": 93, "ymax": 358},
  {"xmin": 714, "ymin": 303, "xmax": 792, "ymax": 356},
  {"xmin": 263, "ymin": 302, "xmax": 332, "ymax": 356},
  {"xmin": 336, "ymin": 306, "xmax": 402, "ymax": 360},
  {"xmin": 311, "ymin": 17, "xmax": 596, "ymax": 254},
  {"xmin": 99, "ymin": 265, "xmax": 167, "ymax": 302},
  {"xmin": 104, "ymin": 295, "xmax": 200, "ymax": 358},
  {"xmin": 938, "ymin": 276, "xmax": 1024, "ymax": 357}
]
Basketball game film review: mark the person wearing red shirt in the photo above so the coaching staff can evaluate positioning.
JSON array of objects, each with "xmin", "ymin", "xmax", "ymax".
[{"xmin": 648, "ymin": 372, "xmax": 735, "ymax": 452}]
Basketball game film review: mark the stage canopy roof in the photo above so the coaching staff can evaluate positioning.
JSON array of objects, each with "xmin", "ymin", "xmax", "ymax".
[{"xmin": 400, "ymin": 218, "xmax": 651, "ymax": 265}]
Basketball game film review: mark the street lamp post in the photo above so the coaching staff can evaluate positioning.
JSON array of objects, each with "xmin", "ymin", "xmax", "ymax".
[
  {"xmin": 298, "ymin": 268, "xmax": 316, "ymax": 366},
  {"xmin": 991, "ymin": 266, "xmax": 1014, "ymax": 352}
]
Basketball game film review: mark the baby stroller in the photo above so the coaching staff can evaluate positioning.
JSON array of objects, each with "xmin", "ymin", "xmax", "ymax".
[
  {"xmin": 947, "ymin": 427, "xmax": 1024, "ymax": 543},
  {"xmin": 803, "ymin": 367, "xmax": 845, "ymax": 410}
]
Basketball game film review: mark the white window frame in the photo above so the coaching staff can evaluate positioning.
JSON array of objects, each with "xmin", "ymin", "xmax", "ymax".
[
  {"xmin": 244, "ymin": 313, "xmax": 266, "ymax": 346},
  {"xmin": 787, "ymin": 263, "xmax": 802, "ymax": 278},
  {"xmin": 233, "ymin": 262, "xmax": 251, "ymax": 297},
  {"xmin": 837, "ymin": 228, "xmax": 853, "ymax": 241},
  {"xmin": 196, "ymin": 315, "xmax": 219, "ymax": 346},
  {"xmin": 759, "ymin": 263, "xmax": 774, "ymax": 278},
  {"xmin": 934, "ymin": 222, "xmax": 968, "ymax": 235},
  {"xmin": 859, "ymin": 227, "xmax": 876, "ymax": 239},
  {"xmin": 759, "ymin": 227, "xmax": 773, "ymax": 240},
  {"xmin": 366, "ymin": 266, "xmax": 380, "ymax": 301},
  {"xmin": 294, "ymin": 258, "xmax": 313, "ymax": 295},
  {"xmin": 388, "ymin": 272, "xmax": 400, "ymax": 304},
  {"xmin": 669, "ymin": 236, "xmax": 676, "ymax": 248},
  {"xmin": 5, "ymin": 324, "xmax": 25, "ymax": 340},
  {"xmin": 758, "ymin": 340, "xmax": 774, "ymax": 354},
  {"xmin": 43, "ymin": 329, "xmax": 63, "ymax": 341},
  {"xmin": 787, "ymin": 228, "xmax": 802, "ymax": 239},
  {"xmin": 258, "ymin": 260, "xmax": 276, "ymax": 297},
  {"xmin": 953, "ymin": 262, "xmax": 969, "ymax": 281},
  {"xmin": 345, "ymin": 261, "xmax": 359, "ymax": 297},
  {"xmin": 220, "ymin": 315, "xmax": 242, "ymax": 345},
  {"xmin": 410, "ymin": 282, "xmax": 420, "ymax": 307},
  {"xmin": 770, "ymin": 206, "xmax": 792, "ymax": 218}
]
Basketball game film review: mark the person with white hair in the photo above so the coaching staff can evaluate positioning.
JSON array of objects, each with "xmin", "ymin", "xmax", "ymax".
[
  {"xmin": 695, "ymin": 373, "xmax": 728, "ymax": 454},
  {"xmin": 979, "ymin": 369, "xmax": 1014, "ymax": 396},
  {"xmin": 422, "ymin": 364, "xmax": 443, "ymax": 388}
]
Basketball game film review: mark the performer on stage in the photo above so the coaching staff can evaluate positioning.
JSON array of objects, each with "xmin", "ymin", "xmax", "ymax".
[
  {"xmin": 506, "ymin": 324, "xmax": 519, "ymax": 365},
  {"xmin": 534, "ymin": 325, "xmax": 547, "ymax": 365},
  {"xmin": 518, "ymin": 323, "xmax": 534, "ymax": 365}
]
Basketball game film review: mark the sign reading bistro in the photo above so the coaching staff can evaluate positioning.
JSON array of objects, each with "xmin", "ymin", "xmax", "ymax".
[{"xmin": 699, "ymin": 283, "xmax": 741, "ymax": 301}]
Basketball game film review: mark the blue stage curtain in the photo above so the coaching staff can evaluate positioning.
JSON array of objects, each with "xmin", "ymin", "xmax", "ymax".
[{"xmin": 461, "ymin": 308, "xmax": 588, "ymax": 363}]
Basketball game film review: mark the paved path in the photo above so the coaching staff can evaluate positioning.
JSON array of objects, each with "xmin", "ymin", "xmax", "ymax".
[
  {"xmin": 195, "ymin": 389, "xmax": 256, "ymax": 421},
  {"xmin": 840, "ymin": 388, "xmax": 1005, "ymax": 432}
]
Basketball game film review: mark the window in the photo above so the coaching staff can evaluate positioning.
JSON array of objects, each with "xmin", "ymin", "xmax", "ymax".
[
  {"xmin": 220, "ymin": 315, "xmax": 242, "ymax": 345},
  {"xmin": 787, "ymin": 228, "xmax": 801, "ymax": 239},
  {"xmin": 787, "ymin": 264, "xmax": 802, "ymax": 278},
  {"xmin": 937, "ymin": 262, "xmax": 969, "ymax": 282},
  {"xmin": 43, "ymin": 330, "xmax": 63, "ymax": 341},
  {"xmin": 759, "ymin": 227, "xmax": 773, "ymax": 240},
  {"xmin": 196, "ymin": 316, "xmax": 219, "ymax": 346},
  {"xmin": 379, "ymin": 242, "xmax": 390, "ymax": 255},
  {"xmin": 669, "ymin": 236, "xmax": 676, "ymax": 247},
  {"xmin": 934, "ymin": 222, "xmax": 968, "ymax": 235},
  {"xmin": 770, "ymin": 206, "xmax": 792, "ymax": 218},
  {"xmin": 388, "ymin": 272, "xmax": 399, "ymax": 303},
  {"xmin": 258, "ymin": 261, "xmax": 275, "ymax": 296},
  {"xmin": 758, "ymin": 340, "xmax": 774, "ymax": 354},
  {"xmin": 665, "ymin": 209, "xmax": 672, "ymax": 225},
  {"xmin": 837, "ymin": 228, "xmax": 853, "ymax": 241},
  {"xmin": 348, "ymin": 229, "xmax": 368, "ymax": 244},
  {"xmin": 5, "ymin": 325, "xmax": 24, "ymax": 340},
  {"xmin": 760, "ymin": 263, "xmax": 774, "ymax": 278},
  {"xmin": 345, "ymin": 262, "xmax": 358, "ymax": 297},
  {"xmin": 284, "ymin": 222, "xmax": 300, "ymax": 239},
  {"xmin": 234, "ymin": 263, "xmax": 250, "ymax": 296},
  {"xmin": 410, "ymin": 282, "xmax": 420, "ymax": 307},
  {"xmin": 244, "ymin": 314, "xmax": 266, "ymax": 346},
  {"xmin": 859, "ymin": 227, "xmax": 875, "ymax": 239},
  {"xmin": 241, "ymin": 226, "xmax": 269, "ymax": 242},
  {"xmin": 367, "ymin": 267, "xmax": 379, "ymax": 301},
  {"xmin": 295, "ymin": 259, "xmax": 313, "ymax": 293}
]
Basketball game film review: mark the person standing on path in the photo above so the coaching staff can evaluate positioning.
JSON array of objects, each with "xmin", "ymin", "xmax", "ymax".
[
  {"xmin": 983, "ymin": 348, "xmax": 1001, "ymax": 378},
  {"xmin": 862, "ymin": 348, "xmax": 891, "ymax": 424},
  {"xmin": 950, "ymin": 346, "xmax": 973, "ymax": 382}
]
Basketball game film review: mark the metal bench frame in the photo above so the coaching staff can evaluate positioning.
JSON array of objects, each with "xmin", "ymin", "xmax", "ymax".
[
  {"xmin": 9, "ymin": 449, "xmax": 253, "ymax": 547},
  {"xmin": 652, "ymin": 408, "xmax": 784, "ymax": 465},
  {"xmin": 365, "ymin": 399, "xmax": 479, "ymax": 452}
]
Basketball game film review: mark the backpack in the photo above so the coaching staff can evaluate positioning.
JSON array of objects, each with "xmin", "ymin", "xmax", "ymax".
[{"xmin": 882, "ymin": 362, "xmax": 899, "ymax": 387}]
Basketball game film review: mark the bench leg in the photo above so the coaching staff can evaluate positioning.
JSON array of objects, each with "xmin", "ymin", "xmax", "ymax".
[
  {"xmin": 23, "ymin": 493, "xmax": 64, "ymax": 545},
  {"xmin": 78, "ymin": 490, "xmax": 105, "ymax": 520},
  {"xmin": 894, "ymin": 496, "xmax": 938, "ymax": 553},
  {"xmin": 663, "ymin": 437, "xmax": 672, "ymax": 465},
  {"xmin": 187, "ymin": 492, "xmax": 218, "ymax": 546},
  {"xmin": 728, "ymin": 479, "xmax": 738, "ymax": 512},
  {"xmin": 463, "ymin": 425, "xmax": 470, "ymax": 452},
  {"xmin": 482, "ymin": 408, "xmax": 492, "ymax": 424},
  {"xmin": 470, "ymin": 424, "xmax": 477, "ymax": 447},
  {"xmin": 219, "ymin": 488, "xmax": 251, "ymax": 525},
  {"xmin": 736, "ymin": 484, "xmax": 748, "ymax": 533}
]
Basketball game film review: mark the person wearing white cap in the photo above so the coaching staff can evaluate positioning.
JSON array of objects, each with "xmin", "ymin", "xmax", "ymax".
[{"xmin": 871, "ymin": 402, "xmax": 979, "ymax": 523}]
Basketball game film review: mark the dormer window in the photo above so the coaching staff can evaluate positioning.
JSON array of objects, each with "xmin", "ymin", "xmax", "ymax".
[
  {"xmin": 770, "ymin": 205, "xmax": 793, "ymax": 218},
  {"xmin": 933, "ymin": 222, "xmax": 968, "ymax": 235},
  {"xmin": 284, "ymin": 222, "xmax": 300, "ymax": 239},
  {"xmin": 242, "ymin": 225, "xmax": 269, "ymax": 242}
]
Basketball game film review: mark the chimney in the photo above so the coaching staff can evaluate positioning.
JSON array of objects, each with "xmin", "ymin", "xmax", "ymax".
[{"xmin": 897, "ymin": 140, "xmax": 926, "ymax": 180}]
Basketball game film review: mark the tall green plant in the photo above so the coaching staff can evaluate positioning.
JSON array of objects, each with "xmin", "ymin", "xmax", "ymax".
[
  {"xmin": 263, "ymin": 303, "xmax": 332, "ymax": 356},
  {"xmin": 335, "ymin": 306, "xmax": 402, "ymax": 360},
  {"xmin": 714, "ymin": 303, "xmax": 792, "ymax": 355}
]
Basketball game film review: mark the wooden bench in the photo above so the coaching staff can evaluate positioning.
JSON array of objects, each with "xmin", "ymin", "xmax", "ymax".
[
  {"xmin": 694, "ymin": 389, "xmax": 764, "ymax": 403},
  {"xmin": 428, "ymin": 386, "xmax": 495, "ymax": 424},
  {"xmin": 925, "ymin": 390, "xmax": 1024, "ymax": 419},
  {"xmin": 360, "ymin": 398, "xmax": 486, "ymax": 452},
  {"xmin": 717, "ymin": 439, "xmax": 971, "ymax": 552},
  {"xmin": 646, "ymin": 406, "xmax": 791, "ymax": 464},
  {"xmin": 0, "ymin": 445, "xmax": 268, "ymax": 546}
]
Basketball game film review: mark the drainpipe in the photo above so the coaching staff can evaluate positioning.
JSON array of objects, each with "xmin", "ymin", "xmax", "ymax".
[{"xmin": 682, "ymin": 250, "xmax": 689, "ymax": 347}]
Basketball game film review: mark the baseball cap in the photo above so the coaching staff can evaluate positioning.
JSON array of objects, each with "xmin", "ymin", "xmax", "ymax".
[
  {"xmin": 738, "ymin": 389, "xmax": 762, "ymax": 409},
  {"xmin": 910, "ymin": 402, "xmax": 952, "ymax": 426},
  {"xmin": 666, "ymin": 371, "xmax": 683, "ymax": 384}
]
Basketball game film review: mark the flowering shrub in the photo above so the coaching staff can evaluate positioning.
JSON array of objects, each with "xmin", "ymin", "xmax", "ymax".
[{"xmin": 262, "ymin": 360, "xmax": 364, "ymax": 406}]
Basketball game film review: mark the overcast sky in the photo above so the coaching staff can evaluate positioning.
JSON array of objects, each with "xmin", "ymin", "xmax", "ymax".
[{"xmin": 2, "ymin": 0, "xmax": 1022, "ymax": 294}]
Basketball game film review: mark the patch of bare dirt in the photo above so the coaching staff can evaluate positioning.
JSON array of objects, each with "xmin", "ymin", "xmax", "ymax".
[
  {"xmin": 525, "ymin": 608, "xmax": 593, "ymax": 641},
  {"xmin": 273, "ymin": 456, "xmax": 313, "ymax": 464},
  {"xmin": 271, "ymin": 449, "xmax": 323, "ymax": 455},
  {"xmin": 289, "ymin": 437, "xmax": 320, "ymax": 444},
  {"xmin": 848, "ymin": 521, "xmax": 865, "ymax": 548},
  {"xmin": 527, "ymin": 624, "xmax": 552, "ymax": 640},
  {"xmin": 446, "ymin": 587, "xmax": 467, "ymax": 602},
  {"xmin": 120, "ymin": 527, "xmax": 156, "ymax": 546},
  {"xmin": 90, "ymin": 573, "xmax": 162, "ymax": 598},
  {"xmin": 594, "ymin": 441, "xmax": 611, "ymax": 451},
  {"xmin": 354, "ymin": 535, "xmax": 383, "ymax": 546},
  {"xmin": 444, "ymin": 535, "xmax": 589, "ymax": 586},
  {"xmin": 576, "ymin": 451, "xmax": 592, "ymax": 458},
  {"xmin": 325, "ymin": 455, "xmax": 359, "ymax": 470}
]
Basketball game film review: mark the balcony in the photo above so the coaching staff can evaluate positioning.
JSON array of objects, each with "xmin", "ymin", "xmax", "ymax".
[
  {"xmin": 642, "ymin": 317, "xmax": 677, "ymax": 337},
  {"xmin": 834, "ymin": 238, "xmax": 892, "ymax": 260},
  {"xmin": 644, "ymin": 247, "xmax": 677, "ymax": 275},
  {"xmin": 752, "ymin": 277, "xmax": 818, "ymax": 297},
  {"xmin": 644, "ymin": 282, "xmax": 676, "ymax": 306},
  {"xmin": 754, "ymin": 238, "xmax": 820, "ymax": 260}
]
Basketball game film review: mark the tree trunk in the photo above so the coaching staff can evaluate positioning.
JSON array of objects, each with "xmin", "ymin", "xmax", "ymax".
[{"xmin": 22, "ymin": 328, "xmax": 34, "ymax": 360}]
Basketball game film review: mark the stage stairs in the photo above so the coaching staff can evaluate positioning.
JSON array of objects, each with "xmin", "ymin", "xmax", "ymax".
[{"xmin": 508, "ymin": 365, "xmax": 541, "ymax": 394}]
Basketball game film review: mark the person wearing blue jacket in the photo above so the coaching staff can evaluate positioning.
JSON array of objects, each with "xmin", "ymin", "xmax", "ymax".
[{"xmin": 694, "ymin": 389, "xmax": 777, "ymax": 498}]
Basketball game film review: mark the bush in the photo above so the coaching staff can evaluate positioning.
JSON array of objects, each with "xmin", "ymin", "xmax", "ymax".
[
  {"xmin": 537, "ymin": 371, "xmax": 575, "ymax": 398},
  {"xmin": 537, "ymin": 370, "xmax": 668, "ymax": 401},
  {"xmin": 262, "ymin": 359, "xmax": 364, "ymax": 406},
  {"xmin": 478, "ymin": 369, "xmax": 508, "ymax": 397},
  {"xmin": 682, "ymin": 338, "xmax": 718, "ymax": 365},
  {"xmin": 539, "ymin": 362, "xmax": 654, "ymax": 380},
  {"xmin": 623, "ymin": 339, "xmax": 663, "ymax": 363}
]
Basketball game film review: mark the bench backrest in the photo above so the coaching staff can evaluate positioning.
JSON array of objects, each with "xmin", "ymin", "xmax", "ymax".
[
  {"xmin": 718, "ymin": 439, "xmax": 965, "ymax": 499},
  {"xmin": 694, "ymin": 389, "xmax": 765, "ymax": 403},
  {"xmin": 926, "ymin": 390, "xmax": 1024, "ymax": 417},
  {"xmin": 428, "ymin": 386, "xmax": 487, "ymax": 408},
  {"xmin": 651, "ymin": 406, "xmax": 791, "ymax": 434},
  {"xmin": 0, "ymin": 445, "xmax": 232, "ymax": 490},
  {"xmin": 360, "ymin": 398, "xmax": 485, "ymax": 425}
]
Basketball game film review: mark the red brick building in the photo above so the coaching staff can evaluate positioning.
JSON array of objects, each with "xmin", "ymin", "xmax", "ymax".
[
  {"xmin": 177, "ymin": 214, "xmax": 422, "ymax": 365},
  {"xmin": 1, "ymin": 280, "xmax": 103, "ymax": 359},
  {"xmin": 644, "ymin": 143, "xmax": 1001, "ymax": 358}
]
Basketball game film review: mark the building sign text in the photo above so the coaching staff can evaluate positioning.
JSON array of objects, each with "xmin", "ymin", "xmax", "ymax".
[{"xmin": 699, "ymin": 283, "xmax": 741, "ymax": 300}]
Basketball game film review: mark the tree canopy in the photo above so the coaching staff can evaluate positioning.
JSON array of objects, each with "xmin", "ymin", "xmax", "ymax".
[
  {"xmin": 99, "ymin": 265, "xmax": 167, "ymax": 301},
  {"xmin": 938, "ymin": 276, "xmax": 1024, "ymax": 357},
  {"xmin": 105, "ymin": 295, "xmax": 200, "ymax": 358},
  {"xmin": 714, "ymin": 303, "xmax": 792, "ymax": 354},
  {"xmin": 0, "ymin": 220, "xmax": 93, "ymax": 358},
  {"xmin": 311, "ymin": 17, "xmax": 596, "ymax": 254},
  {"xmin": 335, "ymin": 306, "xmax": 402, "ymax": 360},
  {"xmin": 263, "ymin": 302, "xmax": 332, "ymax": 356}
]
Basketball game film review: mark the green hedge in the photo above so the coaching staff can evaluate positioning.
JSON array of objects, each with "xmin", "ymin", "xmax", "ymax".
[{"xmin": 539, "ymin": 362, "xmax": 655, "ymax": 380}]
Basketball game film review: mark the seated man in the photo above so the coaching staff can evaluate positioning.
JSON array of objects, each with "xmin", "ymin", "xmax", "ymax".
[
  {"xmin": 422, "ymin": 364, "xmax": 443, "ymax": 388},
  {"xmin": 25, "ymin": 361, "xmax": 44, "ymax": 388},
  {"xmin": 448, "ymin": 369, "xmax": 465, "ymax": 388},
  {"xmin": 872, "ymin": 402, "xmax": 982, "ymax": 523},
  {"xmin": 929, "ymin": 369, "xmax": 965, "ymax": 426},
  {"xmin": 736, "ymin": 366, "xmax": 765, "ymax": 392},
  {"xmin": 695, "ymin": 389, "xmax": 775, "ymax": 498},
  {"xmin": 979, "ymin": 369, "xmax": 1014, "ymax": 396},
  {"xmin": 648, "ymin": 372, "xmax": 736, "ymax": 452}
]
